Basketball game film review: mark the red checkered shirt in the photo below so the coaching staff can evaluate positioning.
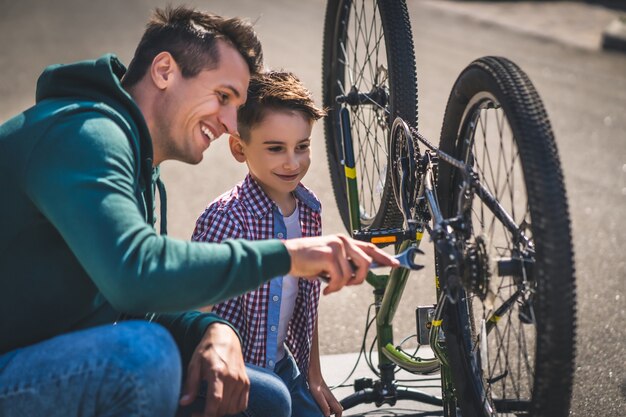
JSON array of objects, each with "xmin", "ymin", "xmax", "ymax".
[{"xmin": 192, "ymin": 174, "xmax": 321, "ymax": 373}]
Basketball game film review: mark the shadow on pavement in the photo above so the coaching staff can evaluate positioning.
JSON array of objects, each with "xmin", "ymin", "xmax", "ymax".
[{"xmin": 345, "ymin": 410, "xmax": 444, "ymax": 417}]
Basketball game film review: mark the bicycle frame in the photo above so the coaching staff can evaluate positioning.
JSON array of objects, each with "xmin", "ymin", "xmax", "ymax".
[
  {"xmin": 339, "ymin": 111, "xmax": 536, "ymax": 411},
  {"xmin": 339, "ymin": 113, "xmax": 448, "ymax": 407}
]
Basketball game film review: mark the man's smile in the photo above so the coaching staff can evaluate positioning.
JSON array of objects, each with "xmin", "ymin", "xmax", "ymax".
[{"xmin": 200, "ymin": 123, "xmax": 217, "ymax": 143}]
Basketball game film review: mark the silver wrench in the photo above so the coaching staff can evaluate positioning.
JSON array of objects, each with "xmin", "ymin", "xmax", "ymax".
[{"xmin": 318, "ymin": 246, "xmax": 424, "ymax": 284}]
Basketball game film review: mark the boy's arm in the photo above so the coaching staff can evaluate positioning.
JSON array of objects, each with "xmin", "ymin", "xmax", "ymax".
[
  {"xmin": 193, "ymin": 204, "xmax": 244, "ymax": 243},
  {"xmin": 192, "ymin": 206, "xmax": 245, "ymax": 312},
  {"xmin": 308, "ymin": 319, "xmax": 343, "ymax": 417}
]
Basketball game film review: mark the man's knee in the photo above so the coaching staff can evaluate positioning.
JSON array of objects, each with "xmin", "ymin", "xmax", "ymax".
[
  {"xmin": 105, "ymin": 321, "xmax": 182, "ymax": 414},
  {"xmin": 107, "ymin": 321, "xmax": 180, "ymax": 373},
  {"xmin": 0, "ymin": 321, "xmax": 183, "ymax": 417}
]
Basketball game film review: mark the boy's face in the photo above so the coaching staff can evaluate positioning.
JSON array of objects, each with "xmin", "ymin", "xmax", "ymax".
[{"xmin": 230, "ymin": 110, "xmax": 312, "ymax": 203}]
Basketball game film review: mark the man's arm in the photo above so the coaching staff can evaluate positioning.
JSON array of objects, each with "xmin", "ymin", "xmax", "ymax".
[
  {"xmin": 150, "ymin": 311, "xmax": 237, "ymax": 367},
  {"xmin": 284, "ymin": 235, "xmax": 399, "ymax": 294},
  {"xmin": 25, "ymin": 113, "xmax": 398, "ymax": 311},
  {"xmin": 23, "ymin": 113, "xmax": 290, "ymax": 312}
]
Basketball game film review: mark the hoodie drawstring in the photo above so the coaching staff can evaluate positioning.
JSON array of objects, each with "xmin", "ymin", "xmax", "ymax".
[{"xmin": 156, "ymin": 178, "xmax": 167, "ymax": 236}]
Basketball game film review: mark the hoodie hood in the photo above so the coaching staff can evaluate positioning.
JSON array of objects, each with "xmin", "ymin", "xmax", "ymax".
[
  {"xmin": 37, "ymin": 54, "xmax": 126, "ymax": 103},
  {"xmin": 35, "ymin": 54, "xmax": 150, "ymax": 147}
]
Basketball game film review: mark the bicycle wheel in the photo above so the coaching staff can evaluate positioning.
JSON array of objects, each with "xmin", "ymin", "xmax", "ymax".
[
  {"xmin": 322, "ymin": 0, "xmax": 418, "ymax": 232},
  {"xmin": 437, "ymin": 56, "xmax": 576, "ymax": 417}
]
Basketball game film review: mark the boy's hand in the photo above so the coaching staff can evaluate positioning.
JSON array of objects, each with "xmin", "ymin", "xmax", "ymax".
[
  {"xmin": 308, "ymin": 374, "xmax": 343, "ymax": 417},
  {"xmin": 283, "ymin": 234, "xmax": 399, "ymax": 295},
  {"xmin": 180, "ymin": 322, "xmax": 249, "ymax": 417}
]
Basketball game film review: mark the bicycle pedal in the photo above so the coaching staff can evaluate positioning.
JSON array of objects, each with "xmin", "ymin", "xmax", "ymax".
[{"xmin": 353, "ymin": 227, "xmax": 414, "ymax": 246}]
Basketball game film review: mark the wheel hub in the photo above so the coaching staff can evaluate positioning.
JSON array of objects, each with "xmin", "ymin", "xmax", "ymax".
[{"xmin": 336, "ymin": 84, "xmax": 389, "ymax": 108}]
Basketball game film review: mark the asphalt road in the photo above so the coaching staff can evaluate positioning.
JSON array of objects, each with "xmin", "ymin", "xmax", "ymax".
[{"xmin": 1, "ymin": 0, "xmax": 624, "ymax": 415}]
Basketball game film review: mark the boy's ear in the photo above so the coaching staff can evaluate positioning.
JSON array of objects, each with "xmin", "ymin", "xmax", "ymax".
[{"xmin": 229, "ymin": 135, "xmax": 247, "ymax": 163}]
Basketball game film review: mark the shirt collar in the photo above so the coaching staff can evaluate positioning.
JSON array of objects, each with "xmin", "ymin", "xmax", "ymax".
[{"xmin": 240, "ymin": 174, "xmax": 321, "ymax": 219}]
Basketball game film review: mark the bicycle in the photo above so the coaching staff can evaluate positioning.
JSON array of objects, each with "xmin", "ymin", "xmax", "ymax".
[{"xmin": 321, "ymin": 1, "xmax": 577, "ymax": 416}]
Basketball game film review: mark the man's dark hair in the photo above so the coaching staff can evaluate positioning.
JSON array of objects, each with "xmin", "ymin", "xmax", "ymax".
[
  {"xmin": 122, "ymin": 5, "xmax": 263, "ymax": 88},
  {"xmin": 237, "ymin": 70, "xmax": 326, "ymax": 141}
]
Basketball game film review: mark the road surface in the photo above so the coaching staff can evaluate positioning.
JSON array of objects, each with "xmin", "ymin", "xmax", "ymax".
[{"xmin": 1, "ymin": 1, "xmax": 624, "ymax": 415}]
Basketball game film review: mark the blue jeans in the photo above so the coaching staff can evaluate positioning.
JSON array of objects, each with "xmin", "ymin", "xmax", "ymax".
[
  {"xmin": 0, "ymin": 321, "xmax": 181, "ymax": 417},
  {"xmin": 0, "ymin": 321, "xmax": 291, "ymax": 417},
  {"xmin": 274, "ymin": 353, "xmax": 324, "ymax": 417}
]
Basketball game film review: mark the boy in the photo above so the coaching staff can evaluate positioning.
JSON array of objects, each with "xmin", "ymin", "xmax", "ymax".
[{"xmin": 192, "ymin": 70, "xmax": 342, "ymax": 417}]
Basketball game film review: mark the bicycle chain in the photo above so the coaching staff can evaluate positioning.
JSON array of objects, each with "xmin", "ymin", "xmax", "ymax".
[{"xmin": 407, "ymin": 124, "xmax": 467, "ymax": 172}]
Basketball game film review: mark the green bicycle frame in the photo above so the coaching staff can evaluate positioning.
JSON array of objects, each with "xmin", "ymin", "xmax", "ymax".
[
  {"xmin": 340, "ymin": 118, "xmax": 455, "ymax": 407},
  {"xmin": 340, "ymin": 103, "xmax": 443, "ymax": 368}
]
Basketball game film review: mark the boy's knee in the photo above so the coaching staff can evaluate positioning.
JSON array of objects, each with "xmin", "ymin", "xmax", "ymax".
[
  {"xmin": 247, "ymin": 365, "xmax": 291, "ymax": 417},
  {"xmin": 262, "ymin": 382, "xmax": 291, "ymax": 417}
]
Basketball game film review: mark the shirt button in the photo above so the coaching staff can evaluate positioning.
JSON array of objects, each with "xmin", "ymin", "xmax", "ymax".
[
  {"xmin": 272, "ymin": 295, "xmax": 279, "ymax": 302},
  {"xmin": 277, "ymin": 233, "xmax": 284, "ymax": 238},
  {"xmin": 270, "ymin": 325, "xmax": 277, "ymax": 332},
  {"xmin": 268, "ymin": 360, "xmax": 275, "ymax": 367}
]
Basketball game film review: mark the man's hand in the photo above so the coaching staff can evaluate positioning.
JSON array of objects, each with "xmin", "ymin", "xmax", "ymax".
[
  {"xmin": 283, "ymin": 234, "xmax": 399, "ymax": 295},
  {"xmin": 179, "ymin": 322, "xmax": 249, "ymax": 417}
]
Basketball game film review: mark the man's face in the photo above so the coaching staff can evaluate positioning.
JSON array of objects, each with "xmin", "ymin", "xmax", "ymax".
[
  {"xmin": 232, "ymin": 110, "xmax": 312, "ymax": 204},
  {"xmin": 153, "ymin": 41, "xmax": 250, "ymax": 165}
]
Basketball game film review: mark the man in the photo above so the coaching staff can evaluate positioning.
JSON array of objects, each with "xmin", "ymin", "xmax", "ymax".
[{"xmin": 0, "ymin": 5, "xmax": 398, "ymax": 417}]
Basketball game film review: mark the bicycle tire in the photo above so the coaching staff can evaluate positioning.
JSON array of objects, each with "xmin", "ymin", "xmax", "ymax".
[
  {"xmin": 437, "ymin": 56, "xmax": 576, "ymax": 417},
  {"xmin": 322, "ymin": 0, "xmax": 418, "ymax": 233}
]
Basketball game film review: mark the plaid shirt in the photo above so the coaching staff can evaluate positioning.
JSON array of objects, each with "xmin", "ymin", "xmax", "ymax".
[{"xmin": 192, "ymin": 174, "xmax": 321, "ymax": 373}]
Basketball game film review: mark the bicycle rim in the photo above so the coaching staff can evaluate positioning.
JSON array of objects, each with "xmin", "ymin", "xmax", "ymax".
[
  {"xmin": 322, "ymin": 0, "xmax": 417, "ymax": 232},
  {"xmin": 437, "ymin": 57, "xmax": 576, "ymax": 417}
]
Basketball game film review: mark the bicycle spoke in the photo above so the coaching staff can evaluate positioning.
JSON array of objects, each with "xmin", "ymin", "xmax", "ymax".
[{"xmin": 463, "ymin": 101, "xmax": 537, "ymax": 408}]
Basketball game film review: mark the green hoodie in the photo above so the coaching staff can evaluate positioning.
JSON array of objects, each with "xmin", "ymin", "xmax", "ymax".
[{"xmin": 0, "ymin": 55, "xmax": 291, "ymax": 365}]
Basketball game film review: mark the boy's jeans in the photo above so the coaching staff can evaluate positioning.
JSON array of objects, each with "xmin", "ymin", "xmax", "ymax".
[
  {"xmin": 0, "ymin": 321, "xmax": 290, "ymax": 417},
  {"xmin": 274, "ymin": 353, "xmax": 324, "ymax": 417}
]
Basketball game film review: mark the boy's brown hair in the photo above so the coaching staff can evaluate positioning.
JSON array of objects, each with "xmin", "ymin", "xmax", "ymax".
[
  {"xmin": 122, "ymin": 5, "xmax": 263, "ymax": 88},
  {"xmin": 237, "ymin": 70, "xmax": 326, "ymax": 141}
]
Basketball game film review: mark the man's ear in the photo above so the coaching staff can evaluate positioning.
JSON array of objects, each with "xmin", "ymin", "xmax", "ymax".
[
  {"xmin": 229, "ymin": 135, "xmax": 247, "ymax": 163},
  {"xmin": 150, "ymin": 52, "xmax": 178, "ymax": 90}
]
